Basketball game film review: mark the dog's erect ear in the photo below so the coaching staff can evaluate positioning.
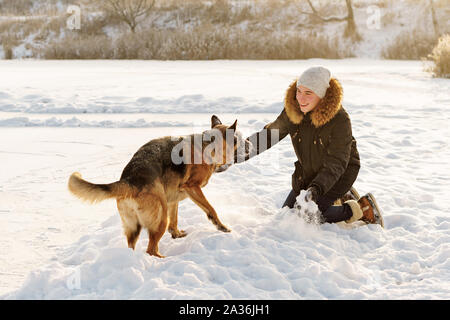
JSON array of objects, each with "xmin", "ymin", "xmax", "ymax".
[
  {"xmin": 211, "ymin": 115, "xmax": 222, "ymax": 128},
  {"xmin": 228, "ymin": 119, "xmax": 237, "ymax": 131}
]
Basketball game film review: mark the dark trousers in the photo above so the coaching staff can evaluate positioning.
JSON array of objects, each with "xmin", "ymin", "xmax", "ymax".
[{"xmin": 282, "ymin": 189, "xmax": 353, "ymax": 223}]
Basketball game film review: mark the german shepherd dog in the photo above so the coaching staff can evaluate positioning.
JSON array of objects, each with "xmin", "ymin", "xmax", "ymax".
[{"xmin": 68, "ymin": 115, "xmax": 251, "ymax": 258}]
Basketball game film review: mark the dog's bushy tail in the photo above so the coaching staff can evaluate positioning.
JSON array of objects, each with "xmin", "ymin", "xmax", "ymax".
[{"xmin": 68, "ymin": 172, "xmax": 134, "ymax": 203}]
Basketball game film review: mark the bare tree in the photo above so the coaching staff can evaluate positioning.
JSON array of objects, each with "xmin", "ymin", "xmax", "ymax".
[
  {"xmin": 429, "ymin": 0, "xmax": 439, "ymax": 37},
  {"xmin": 300, "ymin": 0, "xmax": 361, "ymax": 41},
  {"xmin": 103, "ymin": 0, "xmax": 156, "ymax": 33}
]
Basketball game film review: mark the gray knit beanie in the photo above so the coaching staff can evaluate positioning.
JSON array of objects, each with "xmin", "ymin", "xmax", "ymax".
[{"xmin": 296, "ymin": 66, "xmax": 332, "ymax": 99}]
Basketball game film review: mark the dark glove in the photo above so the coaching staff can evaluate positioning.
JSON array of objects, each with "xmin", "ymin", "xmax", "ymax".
[{"xmin": 306, "ymin": 184, "xmax": 322, "ymax": 203}]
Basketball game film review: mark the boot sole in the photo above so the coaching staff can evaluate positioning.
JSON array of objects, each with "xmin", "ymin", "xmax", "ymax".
[{"xmin": 367, "ymin": 192, "xmax": 384, "ymax": 228}]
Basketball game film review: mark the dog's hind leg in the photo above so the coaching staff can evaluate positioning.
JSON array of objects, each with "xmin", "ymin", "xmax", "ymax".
[
  {"xmin": 136, "ymin": 188, "xmax": 169, "ymax": 258},
  {"xmin": 117, "ymin": 199, "xmax": 142, "ymax": 250},
  {"xmin": 185, "ymin": 185, "xmax": 231, "ymax": 233},
  {"xmin": 125, "ymin": 224, "xmax": 142, "ymax": 250},
  {"xmin": 168, "ymin": 201, "xmax": 187, "ymax": 239},
  {"xmin": 147, "ymin": 218, "xmax": 168, "ymax": 258}
]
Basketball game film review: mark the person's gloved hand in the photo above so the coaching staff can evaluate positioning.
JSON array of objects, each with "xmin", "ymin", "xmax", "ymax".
[{"xmin": 306, "ymin": 184, "xmax": 321, "ymax": 203}]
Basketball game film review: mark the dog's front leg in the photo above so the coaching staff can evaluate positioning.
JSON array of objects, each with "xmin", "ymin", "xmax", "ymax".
[
  {"xmin": 168, "ymin": 201, "xmax": 187, "ymax": 239},
  {"xmin": 185, "ymin": 185, "xmax": 231, "ymax": 233}
]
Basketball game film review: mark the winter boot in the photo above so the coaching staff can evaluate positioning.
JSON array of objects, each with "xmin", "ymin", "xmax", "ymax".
[
  {"xmin": 344, "ymin": 193, "xmax": 384, "ymax": 228},
  {"xmin": 358, "ymin": 193, "xmax": 384, "ymax": 227}
]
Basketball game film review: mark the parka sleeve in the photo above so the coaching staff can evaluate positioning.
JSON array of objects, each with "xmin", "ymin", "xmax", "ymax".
[
  {"xmin": 310, "ymin": 112, "xmax": 353, "ymax": 195},
  {"xmin": 236, "ymin": 109, "xmax": 290, "ymax": 163}
]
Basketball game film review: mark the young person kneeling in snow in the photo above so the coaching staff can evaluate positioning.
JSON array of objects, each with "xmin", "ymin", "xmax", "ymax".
[{"xmin": 236, "ymin": 66, "xmax": 384, "ymax": 227}]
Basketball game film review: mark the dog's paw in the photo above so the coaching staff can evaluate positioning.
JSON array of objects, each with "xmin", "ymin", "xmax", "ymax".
[
  {"xmin": 170, "ymin": 229, "xmax": 188, "ymax": 239},
  {"xmin": 218, "ymin": 225, "xmax": 231, "ymax": 233},
  {"xmin": 147, "ymin": 251, "xmax": 166, "ymax": 258}
]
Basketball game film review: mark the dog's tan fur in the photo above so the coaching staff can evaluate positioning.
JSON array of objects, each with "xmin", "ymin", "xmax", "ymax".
[{"xmin": 68, "ymin": 116, "xmax": 244, "ymax": 258}]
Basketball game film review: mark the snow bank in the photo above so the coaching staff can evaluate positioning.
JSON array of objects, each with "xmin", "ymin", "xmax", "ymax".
[
  {"xmin": 0, "ymin": 117, "xmax": 195, "ymax": 128},
  {"xmin": 0, "ymin": 94, "xmax": 281, "ymax": 115},
  {"xmin": 3, "ymin": 204, "xmax": 373, "ymax": 299},
  {"xmin": 6, "ymin": 188, "xmax": 449, "ymax": 299}
]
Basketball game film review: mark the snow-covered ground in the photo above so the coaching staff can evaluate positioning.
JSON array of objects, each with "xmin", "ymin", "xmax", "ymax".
[{"xmin": 1, "ymin": 59, "xmax": 449, "ymax": 299}]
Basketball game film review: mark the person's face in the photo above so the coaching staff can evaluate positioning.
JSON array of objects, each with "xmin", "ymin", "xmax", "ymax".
[{"xmin": 296, "ymin": 85, "xmax": 321, "ymax": 114}]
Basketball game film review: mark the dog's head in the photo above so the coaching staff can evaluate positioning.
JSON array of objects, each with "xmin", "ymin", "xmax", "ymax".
[{"xmin": 205, "ymin": 115, "xmax": 252, "ymax": 172}]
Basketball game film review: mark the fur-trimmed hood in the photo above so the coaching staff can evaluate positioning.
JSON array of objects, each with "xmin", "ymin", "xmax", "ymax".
[{"xmin": 284, "ymin": 77, "xmax": 343, "ymax": 128}]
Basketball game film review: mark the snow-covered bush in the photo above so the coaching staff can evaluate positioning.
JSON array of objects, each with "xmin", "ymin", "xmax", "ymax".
[
  {"xmin": 1, "ymin": 0, "xmax": 449, "ymax": 60},
  {"xmin": 42, "ymin": 26, "xmax": 350, "ymax": 60},
  {"xmin": 382, "ymin": 29, "xmax": 439, "ymax": 60},
  {"xmin": 427, "ymin": 34, "xmax": 450, "ymax": 78},
  {"xmin": 42, "ymin": 35, "xmax": 114, "ymax": 59}
]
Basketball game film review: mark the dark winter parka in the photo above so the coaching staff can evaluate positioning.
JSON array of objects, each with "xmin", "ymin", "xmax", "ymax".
[{"xmin": 246, "ymin": 78, "xmax": 360, "ymax": 199}]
